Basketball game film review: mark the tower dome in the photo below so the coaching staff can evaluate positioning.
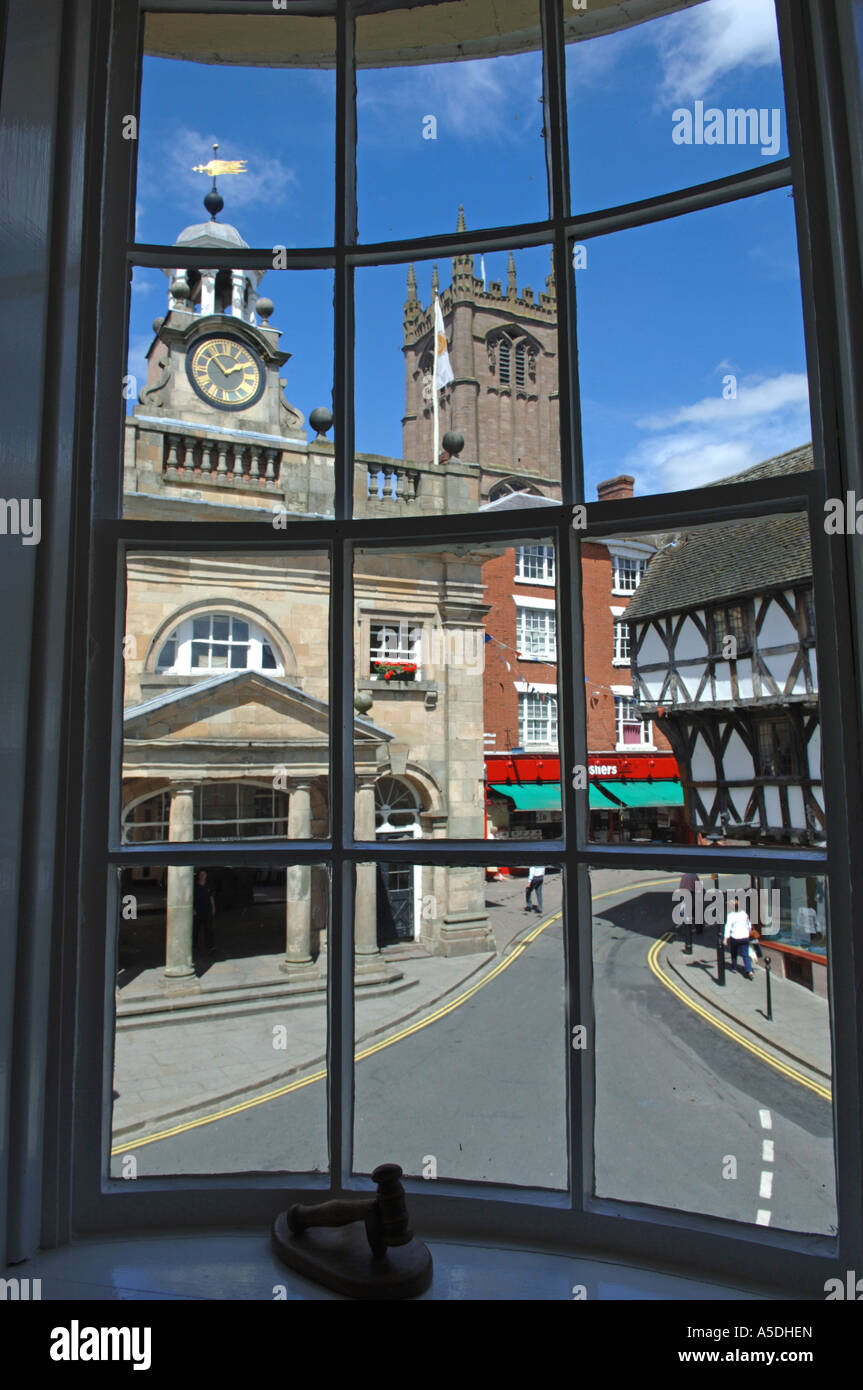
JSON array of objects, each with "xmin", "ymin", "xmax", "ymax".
[{"xmin": 165, "ymin": 188, "xmax": 265, "ymax": 324}]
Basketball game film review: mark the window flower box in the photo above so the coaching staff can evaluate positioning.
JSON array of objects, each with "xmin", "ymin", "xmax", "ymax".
[{"xmin": 371, "ymin": 660, "xmax": 418, "ymax": 682}]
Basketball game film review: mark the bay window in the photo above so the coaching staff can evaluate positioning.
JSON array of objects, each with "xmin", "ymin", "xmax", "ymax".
[{"xmin": 4, "ymin": 0, "xmax": 863, "ymax": 1310}]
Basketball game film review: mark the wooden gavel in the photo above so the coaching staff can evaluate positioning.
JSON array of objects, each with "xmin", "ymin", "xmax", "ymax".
[{"xmin": 287, "ymin": 1163, "xmax": 413, "ymax": 1261}]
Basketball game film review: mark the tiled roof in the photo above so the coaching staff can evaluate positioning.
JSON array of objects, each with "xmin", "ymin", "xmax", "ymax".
[{"xmin": 624, "ymin": 445, "xmax": 814, "ymax": 622}]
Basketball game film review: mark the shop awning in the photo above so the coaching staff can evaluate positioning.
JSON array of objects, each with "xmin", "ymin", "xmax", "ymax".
[
  {"xmin": 589, "ymin": 783, "xmax": 625, "ymax": 811},
  {"xmin": 489, "ymin": 783, "xmax": 561, "ymax": 812},
  {"xmin": 595, "ymin": 780, "xmax": 684, "ymax": 809}
]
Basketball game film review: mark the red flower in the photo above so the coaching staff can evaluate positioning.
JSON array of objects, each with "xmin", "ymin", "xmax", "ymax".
[{"xmin": 384, "ymin": 671, "xmax": 393, "ymax": 680}]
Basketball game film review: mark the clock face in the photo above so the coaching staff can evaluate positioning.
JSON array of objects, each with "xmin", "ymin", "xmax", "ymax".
[{"xmin": 186, "ymin": 336, "xmax": 265, "ymax": 410}]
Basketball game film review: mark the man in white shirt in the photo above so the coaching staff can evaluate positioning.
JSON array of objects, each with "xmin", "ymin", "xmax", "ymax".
[
  {"xmin": 723, "ymin": 893, "xmax": 754, "ymax": 979},
  {"xmin": 525, "ymin": 865, "xmax": 545, "ymax": 915}
]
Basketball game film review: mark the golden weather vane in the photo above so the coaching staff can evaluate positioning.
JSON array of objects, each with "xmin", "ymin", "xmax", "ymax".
[{"xmin": 192, "ymin": 142, "xmax": 248, "ymax": 178}]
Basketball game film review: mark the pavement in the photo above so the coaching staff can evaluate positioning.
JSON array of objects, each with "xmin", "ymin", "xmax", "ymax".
[
  {"xmin": 111, "ymin": 871, "xmax": 832, "ymax": 1146},
  {"xmin": 655, "ymin": 930, "xmax": 831, "ymax": 1086}
]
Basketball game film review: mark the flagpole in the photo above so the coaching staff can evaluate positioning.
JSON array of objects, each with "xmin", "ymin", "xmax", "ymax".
[{"xmin": 432, "ymin": 292, "xmax": 440, "ymax": 466}]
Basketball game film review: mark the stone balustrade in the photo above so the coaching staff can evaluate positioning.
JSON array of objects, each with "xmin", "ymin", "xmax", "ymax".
[{"xmin": 163, "ymin": 432, "xmax": 283, "ymax": 489}]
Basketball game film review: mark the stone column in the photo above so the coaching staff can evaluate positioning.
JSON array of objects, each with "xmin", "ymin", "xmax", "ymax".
[
  {"xmin": 355, "ymin": 777, "xmax": 381, "ymax": 974},
  {"xmin": 164, "ymin": 783, "xmax": 196, "ymax": 979},
  {"xmin": 231, "ymin": 269, "xmax": 245, "ymax": 318},
  {"xmin": 199, "ymin": 271, "xmax": 216, "ymax": 316},
  {"xmin": 281, "ymin": 781, "xmax": 318, "ymax": 977}
]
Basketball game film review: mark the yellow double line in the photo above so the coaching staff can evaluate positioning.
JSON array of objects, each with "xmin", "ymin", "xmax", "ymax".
[
  {"xmin": 112, "ymin": 908, "xmax": 561, "ymax": 1155},
  {"xmin": 113, "ymin": 878, "xmax": 829, "ymax": 1156},
  {"xmin": 647, "ymin": 933, "xmax": 832, "ymax": 1101}
]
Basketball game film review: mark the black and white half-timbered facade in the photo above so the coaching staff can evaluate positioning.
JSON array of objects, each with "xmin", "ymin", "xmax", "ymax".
[{"xmin": 625, "ymin": 446, "xmax": 823, "ymax": 848}]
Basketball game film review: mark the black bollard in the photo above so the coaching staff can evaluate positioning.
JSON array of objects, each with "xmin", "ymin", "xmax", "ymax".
[
  {"xmin": 683, "ymin": 918, "xmax": 693, "ymax": 955},
  {"xmin": 764, "ymin": 955, "xmax": 773, "ymax": 1021},
  {"xmin": 716, "ymin": 924, "xmax": 726, "ymax": 986}
]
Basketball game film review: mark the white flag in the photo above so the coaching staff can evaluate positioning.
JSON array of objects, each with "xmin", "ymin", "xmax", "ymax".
[{"xmin": 433, "ymin": 296, "xmax": 454, "ymax": 389}]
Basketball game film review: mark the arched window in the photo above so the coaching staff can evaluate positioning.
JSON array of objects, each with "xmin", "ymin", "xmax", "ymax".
[
  {"xmin": 487, "ymin": 478, "xmax": 543, "ymax": 503},
  {"xmin": 154, "ymin": 612, "xmax": 282, "ymax": 676},
  {"xmin": 515, "ymin": 341, "xmax": 526, "ymax": 387},
  {"xmin": 374, "ymin": 777, "xmax": 422, "ymax": 836}
]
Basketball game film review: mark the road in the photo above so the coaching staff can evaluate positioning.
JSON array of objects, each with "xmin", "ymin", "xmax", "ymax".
[{"xmin": 114, "ymin": 874, "xmax": 836, "ymax": 1234}]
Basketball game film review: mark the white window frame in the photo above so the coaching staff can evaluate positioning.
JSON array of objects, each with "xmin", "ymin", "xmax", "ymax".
[
  {"xmin": 518, "ymin": 689, "xmax": 558, "ymax": 748},
  {"xmin": 613, "ymin": 619, "xmax": 631, "ymax": 665},
  {"xmin": 516, "ymin": 598, "xmax": 557, "ymax": 661},
  {"xmin": 369, "ymin": 618, "xmax": 423, "ymax": 679},
  {"xmin": 515, "ymin": 543, "xmax": 555, "ymax": 585},
  {"xmin": 615, "ymin": 692, "xmax": 654, "ymax": 750},
  {"xmin": 155, "ymin": 613, "xmax": 282, "ymax": 676},
  {"xmin": 611, "ymin": 553, "xmax": 647, "ymax": 596}
]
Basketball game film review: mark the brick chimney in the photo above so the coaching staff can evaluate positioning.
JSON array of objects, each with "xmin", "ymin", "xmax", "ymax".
[{"xmin": 596, "ymin": 475, "xmax": 635, "ymax": 502}]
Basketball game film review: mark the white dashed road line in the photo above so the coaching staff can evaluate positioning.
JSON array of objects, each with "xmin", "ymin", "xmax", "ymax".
[{"xmin": 757, "ymin": 1109, "xmax": 775, "ymax": 1225}]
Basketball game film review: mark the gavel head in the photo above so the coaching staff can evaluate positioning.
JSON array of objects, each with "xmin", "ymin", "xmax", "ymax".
[{"xmin": 371, "ymin": 1163, "xmax": 412, "ymax": 1245}]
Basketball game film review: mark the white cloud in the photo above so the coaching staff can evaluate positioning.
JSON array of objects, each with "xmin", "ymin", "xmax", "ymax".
[
  {"xmin": 639, "ymin": 372, "xmax": 808, "ymax": 430},
  {"xmin": 357, "ymin": 52, "xmax": 541, "ymax": 145},
  {"xmin": 626, "ymin": 371, "xmax": 811, "ymax": 493},
  {"xmin": 139, "ymin": 127, "xmax": 297, "ymax": 224},
  {"xmin": 656, "ymin": 0, "xmax": 781, "ymax": 104},
  {"xmin": 565, "ymin": 0, "xmax": 781, "ymax": 106}
]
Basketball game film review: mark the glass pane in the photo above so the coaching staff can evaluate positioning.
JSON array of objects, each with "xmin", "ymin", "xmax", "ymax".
[
  {"xmin": 125, "ymin": 266, "xmax": 334, "ymax": 520},
  {"xmin": 574, "ymin": 192, "xmax": 813, "ymax": 502},
  {"xmin": 566, "ymin": 0, "xmax": 788, "ymax": 212},
  {"xmin": 585, "ymin": 512, "xmax": 824, "ymax": 852},
  {"xmin": 138, "ymin": 13, "xmax": 336, "ymax": 248},
  {"xmin": 356, "ymin": 1, "xmax": 545, "ymax": 242},
  {"xmin": 110, "ymin": 862, "xmax": 329, "ymax": 1177},
  {"xmin": 121, "ymin": 551, "xmax": 331, "ymax": 842},
  {"xmin": 353, "ymin": 861, "xmax": 566, "ymax": 1188},
  {"xmin": 353, "ymin": 537, "xmax": 561, "ymax": 840},
  {"xmin": 354, "ymin": 250, "xmax": 561, "ymax": 518},
  {"xmin": 591, "ymin": 866, "xmax": 835, "ymax": 1235}
]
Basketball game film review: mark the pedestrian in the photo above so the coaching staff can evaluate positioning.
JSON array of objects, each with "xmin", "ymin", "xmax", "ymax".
[
  {"xmin": 525, "ymin": 864, "xmax": 545, "ymax": 914},
  {"xmin": 678, "ymin": 869, "xmax": 702, "ymax": 934},
  {"xmin": 723, "ymin": 893, "xmax": 754, "ymax": 979},
  {"xmin": 193, "ymin": 868, "xmax": 216, "ymax": 955}
]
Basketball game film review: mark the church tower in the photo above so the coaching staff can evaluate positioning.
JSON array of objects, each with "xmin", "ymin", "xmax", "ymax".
[{"xmin": 401, "ymin": 208, "xmax": 561, "ymax": 502}]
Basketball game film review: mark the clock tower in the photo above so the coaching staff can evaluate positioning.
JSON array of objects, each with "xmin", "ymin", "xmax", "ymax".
[{"xmin": 124, "ymin": 188, "xmax": 315, "ymax": 518}]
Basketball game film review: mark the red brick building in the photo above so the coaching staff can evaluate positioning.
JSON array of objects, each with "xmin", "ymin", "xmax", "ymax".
[{"xmin": 481, "ymin": 478, "xmax": 685, "ymax": 847}]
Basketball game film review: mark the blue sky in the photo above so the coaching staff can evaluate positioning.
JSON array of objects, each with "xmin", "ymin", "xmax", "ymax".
[{"xmin": 129, "ymin": 0, "xmax": 809, "ymax": 499}]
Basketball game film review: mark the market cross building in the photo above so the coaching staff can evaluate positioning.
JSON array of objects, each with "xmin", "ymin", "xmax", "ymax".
[{"xmin": 121, "ymin": 196, "xmax": 497, "ymax": 983}]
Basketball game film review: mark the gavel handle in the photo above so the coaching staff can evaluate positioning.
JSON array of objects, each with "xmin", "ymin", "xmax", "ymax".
[
  {"xmin": 287, "ymin": 1197, "xmax": 388, "ymax": 1259},
  {"xmin": 288, "ymin": 1197, "xmax": 376, "ymax": 1234}
]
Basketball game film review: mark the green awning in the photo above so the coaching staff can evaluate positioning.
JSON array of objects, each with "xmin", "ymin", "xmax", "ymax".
[
  {"xmin": 589, "ymin": 783, "xmax": 625, "ymax": 811},
  {"xmin": 489, "ymin": 783, "xmax": 561, "ymax": 812},
  {"xmin": 595, "ymin": 780, "xmax": 684, "ymax": 810}
]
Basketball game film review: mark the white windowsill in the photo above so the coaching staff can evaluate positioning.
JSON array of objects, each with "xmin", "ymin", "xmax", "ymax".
[{"xmin": 2, "ymin": 1230, "xmax": 776, "ymax": 1302}]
